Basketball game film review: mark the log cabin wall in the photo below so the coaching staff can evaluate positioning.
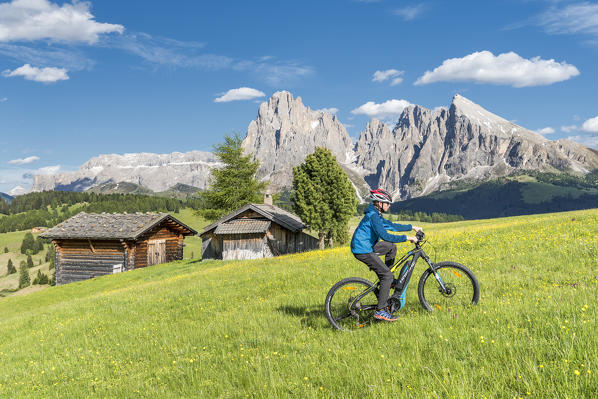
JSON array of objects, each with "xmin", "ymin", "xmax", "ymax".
[
  {"xmin": 201, "ymin": 232, "xmax": 221, "ymax": 260},
  {"xmin": 266, "ymin": 224, "xmax": 317, "ymax": 255},
  {"xmin": 221, "ymin": 233, "xmax": 265, "ymax": 260},
  {"xmin": 55, "ymin": 240, "xmax": 125, "ymax": 285},
  {"xmin": 135, "ymin": 224, "xmax": 183, "ymax": 268}
]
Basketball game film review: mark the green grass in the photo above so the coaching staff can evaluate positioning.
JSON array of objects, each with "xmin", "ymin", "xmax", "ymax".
[
  {"xmin": 0, "ymin": 209, "xmax": 596, "ymax": 398},
  {"xmin": 171, "ymin": 208, "xmax": 209, "ymax": 260}
]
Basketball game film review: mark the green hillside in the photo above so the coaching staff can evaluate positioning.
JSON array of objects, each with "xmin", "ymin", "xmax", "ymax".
[
  {"xmin": 395, "ymin": 173, "xmax": 598, "ymax": 219},
  {"xmin": 0, "ymin": 209, "xmax": 596, "ymax": 397},
  {"xmin": 0, "ymin": 230, "xmax": 53, "ymax": 295}
]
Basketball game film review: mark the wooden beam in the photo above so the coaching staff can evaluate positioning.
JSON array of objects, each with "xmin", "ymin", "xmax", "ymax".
[{"xmin": 87, "ymin": 239, "xmax": 96, "ymax": 253}]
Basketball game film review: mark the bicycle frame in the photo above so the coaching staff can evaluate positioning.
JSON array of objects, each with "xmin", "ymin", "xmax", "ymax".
[
  {"xmin": 349, "ymin": 242, "xmax": 449, "ymax": 313},
  {"xmin": 396, "ymin": 243, "xmax": 451, "ymax": 304}
]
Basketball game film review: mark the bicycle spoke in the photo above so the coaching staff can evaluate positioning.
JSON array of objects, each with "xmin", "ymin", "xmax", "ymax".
[
  {"xmin": 335, "ymin": 312, "xmax": 353, "ymax": 321},
  {"xmin": 418, "ymin": 262, "xmax": 479, "ymax": 311},
  {"xmin": 325, "ymin": 278, "xmax": 378, "ymax": 331}
]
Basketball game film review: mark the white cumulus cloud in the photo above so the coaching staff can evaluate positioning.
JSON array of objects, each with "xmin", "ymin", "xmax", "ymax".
[
  {"xmin": 561, "ymin": 125, "xmax": 578, "ymax": 133},
  {"xmin": 318, "ymin": 107, "xmax": 339, "ymax": 115},
  {"xmin": 415, "ymin": 51, "xmax": 579, "ymax": 87},
  {"xmin": 3, "ymin": 64, "xmax": 68, "ymax": 83},
  {"xmin": 351, "ymin": 99, "xmax": 412, "ymax": 118},
  {"xmin": 0, "ymin": 0, "xmax": 124, "ymax": 44},
  {"xmin": 536, "ymin": 127, "xmax": 555, "ymax": 135},
  {"xmin": 582, "ymin": 116, "xmax": 598, "ymax": 132},
  {"xmin": 8, "ymin": 155, "xmax": 39, "ymax": 165},
  {"xmin": 214, "ymin": 87, "xmax": 266, "ymax": 103},
  {"xmin": 373, "ymin": 69, "xmax": 402, "ymax": 81}
]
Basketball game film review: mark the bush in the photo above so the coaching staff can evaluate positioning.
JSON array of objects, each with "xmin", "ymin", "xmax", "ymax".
[
  {"xmin": 26, "ymin": 255, "xmax": 34, "ymax": 268},
  {"xmin": 32, "ymin": 270, "xmax": 49, "ymax": 285},
  {"xmin": 3, "ymin": 247, "xmax": 7, "ymax": 253}
]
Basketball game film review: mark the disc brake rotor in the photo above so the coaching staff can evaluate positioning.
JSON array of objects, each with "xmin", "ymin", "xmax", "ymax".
[{"xmin": 440, "ymin": 283, "xmax": 457, "ymax": 298}]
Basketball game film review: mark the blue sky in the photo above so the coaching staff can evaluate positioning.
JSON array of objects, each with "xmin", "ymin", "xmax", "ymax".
[{"xmin": 1, "ymin": 0, "xmax": 598, "ymax": 194}]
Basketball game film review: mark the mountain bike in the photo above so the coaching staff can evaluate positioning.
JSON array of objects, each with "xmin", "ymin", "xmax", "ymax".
[{"xmin": 324, "ymin": 230, "xmax": 480, "ymax": 331}]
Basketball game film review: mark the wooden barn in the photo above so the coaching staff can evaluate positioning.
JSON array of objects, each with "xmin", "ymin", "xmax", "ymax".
[
  {"xmin": 200, "ymin": 202, "xmax": 318, "ymax": 260},
  {"xmin": 40, "ymin": 212, "xmax": 197, "ymax": 285}
]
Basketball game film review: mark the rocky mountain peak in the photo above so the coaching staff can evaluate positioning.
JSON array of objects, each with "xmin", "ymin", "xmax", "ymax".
[
  {"xmin": 354, "ymin": 94, "xmax": 598, "ymax": 199},
  {"xmin": 243, "ymin": 91, "xmax": 353, "ymax": 191}
]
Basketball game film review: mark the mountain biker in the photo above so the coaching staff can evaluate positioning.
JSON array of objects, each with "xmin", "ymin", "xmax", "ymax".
[{"xmin": 350, "ymin": 188, "xmax": 422, "ymax": 322}]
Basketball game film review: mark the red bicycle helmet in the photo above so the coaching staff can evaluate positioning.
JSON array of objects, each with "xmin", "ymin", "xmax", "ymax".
[{"xmin": 369, "ymin": 188, "xmax": 392, "ymax": 203}]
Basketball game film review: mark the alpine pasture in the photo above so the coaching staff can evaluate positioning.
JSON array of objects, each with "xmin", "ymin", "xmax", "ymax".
[{"xmin": 0, "ymin": 209, "xmax": 596, "ymax": 398}]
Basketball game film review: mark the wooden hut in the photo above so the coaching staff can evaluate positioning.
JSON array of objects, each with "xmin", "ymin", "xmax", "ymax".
[
  {"xmin": 200, "ymin": 202, "xmax": 319, "ymax": 260},
  {"xmin": 40, "ymin": 212, "xmax": 197, "ymax": 285}
]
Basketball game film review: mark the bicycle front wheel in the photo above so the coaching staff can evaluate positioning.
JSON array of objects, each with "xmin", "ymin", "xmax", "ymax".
[
  {"xmin": 324, "ymin": 277, "xmax": 378, "ymax": 331},
  {"xmin": 418, "ymin": 262, "xmax": 479, "ymax": 311}
]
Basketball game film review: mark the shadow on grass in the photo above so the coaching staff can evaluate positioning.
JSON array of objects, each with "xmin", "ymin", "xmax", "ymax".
[{"xmin": 277, "ymin": 304, "xmax": 329, "ymax": 330}]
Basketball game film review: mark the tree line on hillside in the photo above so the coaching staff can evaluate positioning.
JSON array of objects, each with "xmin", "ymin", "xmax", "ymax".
[
  {"xmin": 0, "ymin": 193, "xmax": 185, "ymax": 234},
  {"xmin": 396, "ymin": 180, "xmax": 598, "ymax": 219},
  {"xmin": 0, "ymin": 191, "xmax": 182, "ymax": 215},
  {"xmin": 356, "ymin": 204, "xmax": 464, "ymax": 223},
  {"xmin": 530, "ymin": 170, "xmax": 598, "ymax": 189}
]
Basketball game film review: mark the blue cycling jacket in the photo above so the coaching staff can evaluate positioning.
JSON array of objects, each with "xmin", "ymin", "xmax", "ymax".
[{"xmin": 350, "ymin": 204, "xmax": 412, "ymax": 254}]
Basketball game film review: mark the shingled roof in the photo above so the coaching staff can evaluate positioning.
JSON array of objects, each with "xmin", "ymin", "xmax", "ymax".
[
  {"xmin": 214, "ymin": 219, "xmax": 271, "ymax": 234},
  {"xmin": 201, "ymin": 203, "xmax": 307, "ymax": 235},
  {"xmin": 40, "ymin": 212, "xmax": 197, "ymax": 240}
]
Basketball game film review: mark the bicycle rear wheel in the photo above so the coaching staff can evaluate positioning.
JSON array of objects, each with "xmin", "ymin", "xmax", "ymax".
[
  {"xmin": 418, "ymin": 262, "xmax": 479, "ymax": 311},
  {"xmin": 324, "ymin": 277, "xmax": 378, "ymax": 331}
]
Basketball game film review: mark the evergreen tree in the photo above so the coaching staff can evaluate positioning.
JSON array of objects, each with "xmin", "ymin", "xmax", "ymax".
[
  {"xmin": 33, "ymin": 270, "xmax": 49, "ymax": 285},
  {"xmin": 46, "ymin": 246, "xmax": 56, "ymax": 269},
  {"xmin": 18, "ymin": 264, "xmax": 30, "ymax": 288},
  {"xmin": 27, "ymin": 254, "xmax": 34, "ymax": 268},
  {"xmin": 197, "ymin": 133, "xmax": 267, "ymax": 221},
  {"xmin": 292, "ymin": 148, "xmax": 358, "ymax": 249},
  {"xmin": 34, "ymin": 236, "xmax": 45, "ymax": 254},
  {"xmin": 20, "ymin": 232, "xmax": 35, "ymax": 254},
  {"xmin": 3, "ymin": 247, "xmax": 7, "ymax": 253},
  {"xmin": 6, "ymin": 259, "xmax": 16, "ymax": 275}
]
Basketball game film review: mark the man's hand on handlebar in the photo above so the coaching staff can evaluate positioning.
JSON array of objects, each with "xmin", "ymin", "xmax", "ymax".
[
  {"xmin": 406, "ymin": 236, "xmax": 419, "ymax": 243},
  {"xmin": 412, "ymin": 226, "xmax": 423, "ymax": 232}
]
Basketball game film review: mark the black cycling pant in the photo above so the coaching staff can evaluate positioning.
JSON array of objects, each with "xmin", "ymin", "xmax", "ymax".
[{"xmin": 353, "ymin": 241, "xmax": 397, "ymax": 310}]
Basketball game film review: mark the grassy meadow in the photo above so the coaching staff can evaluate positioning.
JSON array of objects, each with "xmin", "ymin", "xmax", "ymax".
[{"xmin": 0, "ymin": 209, "xmax": 596, "ymax": 398}]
